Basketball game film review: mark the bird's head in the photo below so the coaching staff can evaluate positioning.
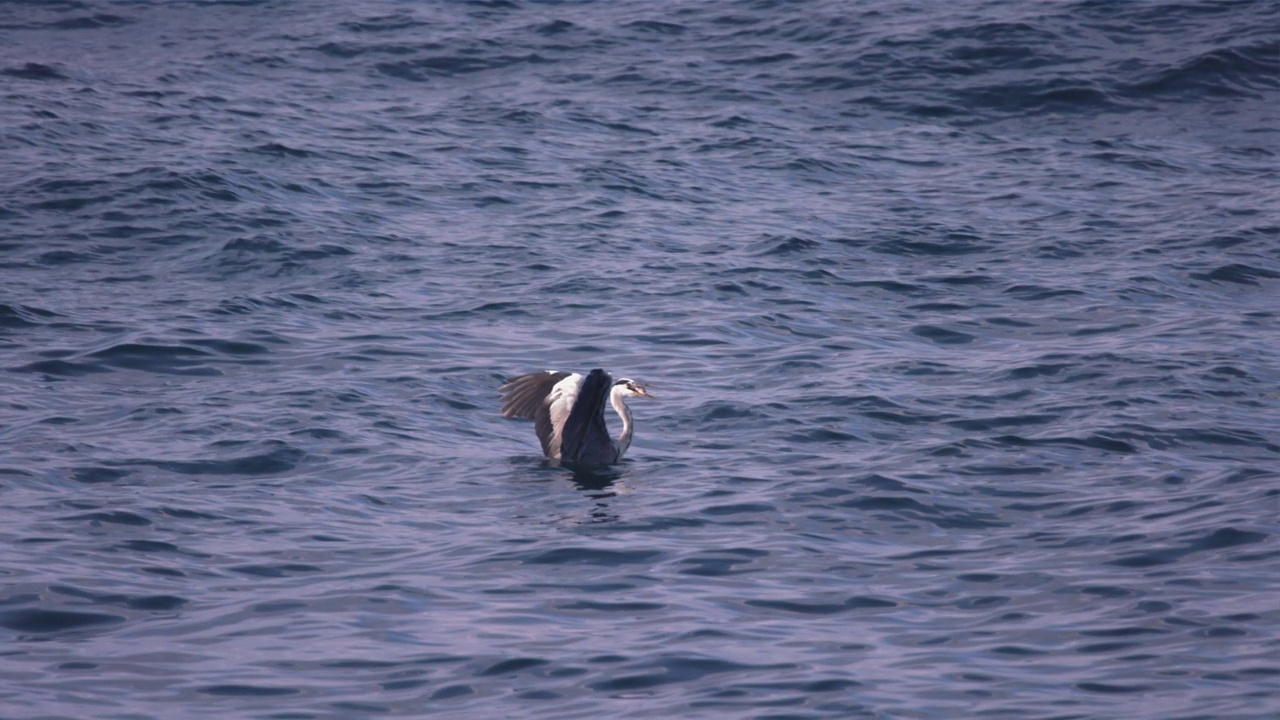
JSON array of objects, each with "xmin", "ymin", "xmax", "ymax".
[{"xmin": 614, "ymin": 378, "xmax": 653, "ymax": 399}]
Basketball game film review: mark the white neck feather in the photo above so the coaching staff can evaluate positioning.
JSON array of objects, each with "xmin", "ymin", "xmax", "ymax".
[{"xmin": 610, "ymin": 384, "xmax": 634, "ymax": 461}]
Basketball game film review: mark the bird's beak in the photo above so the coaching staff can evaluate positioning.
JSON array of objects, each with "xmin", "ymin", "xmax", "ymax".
[{"xmin": 636, "ymin": 386, "xmax": 654, "ymax": 399}]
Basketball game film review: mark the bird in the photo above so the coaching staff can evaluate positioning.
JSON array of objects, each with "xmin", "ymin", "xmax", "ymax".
[{"xmin": 499, "ymin": 368, "xmax": 652, "ymax": 465}]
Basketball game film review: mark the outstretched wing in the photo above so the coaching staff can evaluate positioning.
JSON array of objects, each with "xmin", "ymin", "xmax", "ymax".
[
  {"xmin": 499, "ymin": 370, "xmax": 580, "ymax": 459},
  {"xmin": 499, "ymin": 371, "xmax": 569, "ymax": 420}
]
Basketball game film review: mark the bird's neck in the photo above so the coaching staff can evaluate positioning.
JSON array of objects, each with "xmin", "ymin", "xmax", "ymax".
[{"xmin": 610, "ymin": 385, "xmax": 634, "ymax": 460}]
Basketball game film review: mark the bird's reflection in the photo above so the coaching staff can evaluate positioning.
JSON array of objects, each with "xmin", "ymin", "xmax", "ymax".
[
  {"xmin": 560, "ymin": 463, "xmax": 632, "ymax": 525},
  {"xmin": 501, "ymin": 456, "xmax": 637, "ymax": 525},
  {"xmin": 505, "ymin": 456, "xmax": 633, "ymax": 525},
  {"xmin": 567, "ymin": 464, "xmax": 627, "ymax": 494}
]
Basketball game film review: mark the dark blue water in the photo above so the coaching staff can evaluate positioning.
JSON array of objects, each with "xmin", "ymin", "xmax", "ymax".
[{"xmin": 2, "ymin": 1, "xmax": 1278, "ymax": 717}]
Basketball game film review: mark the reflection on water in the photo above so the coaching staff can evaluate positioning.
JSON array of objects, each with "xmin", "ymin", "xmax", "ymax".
[{"xmin": 567, "ymin": 465, "xmax": 627, "ymax": 494}]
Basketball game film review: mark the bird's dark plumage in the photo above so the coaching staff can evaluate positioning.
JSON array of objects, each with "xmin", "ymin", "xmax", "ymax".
[{"xmin": 559, "ymin": 369, "xmax": 615, "ymax": 465}]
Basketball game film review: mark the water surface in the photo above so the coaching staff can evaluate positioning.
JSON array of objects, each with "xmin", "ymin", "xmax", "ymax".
[{"xmin": 2, "ymin": 1, "xmax": 1278, "ymax": 717}]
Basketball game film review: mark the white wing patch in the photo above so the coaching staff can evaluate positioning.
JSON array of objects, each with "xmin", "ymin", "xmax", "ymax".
[{"xmin": 543, "ymin": 373, "xmax": 582, "ymax": 460}]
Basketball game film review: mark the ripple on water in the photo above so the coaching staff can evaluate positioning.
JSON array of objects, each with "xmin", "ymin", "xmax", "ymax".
[
  {"xmin": 0, "ymin": 0, "xmax": 1277, "ymax": 718},
  {"xmin": 0, "ymin": 609, "xmax": 126, "ymax": 634}
]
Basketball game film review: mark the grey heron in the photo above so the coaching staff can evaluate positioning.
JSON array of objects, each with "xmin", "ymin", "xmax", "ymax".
[{"xmin": 499, "ymin": 368, "xmax": 652, "ymax": 465}]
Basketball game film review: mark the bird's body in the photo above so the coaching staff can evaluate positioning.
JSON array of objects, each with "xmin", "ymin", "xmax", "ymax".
[{"xmin": 499, "ymin": 368, "xmax": 651, "ymax": 465}]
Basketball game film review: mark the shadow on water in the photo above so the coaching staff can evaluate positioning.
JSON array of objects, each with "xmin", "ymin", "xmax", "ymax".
[
  {"xmin": 503, "ymin": 458, "xmax": 630, "ymax": 524},
  {"xmin": 565, "ymin": 465, "xmax": 629, "ymax": 525},
  {"xmin": 566, "ymin": 464, "xmax": 627, "ymax": 494},
  {"xmin": 504, "ymin": 456, "xmax": 630, "ymax": 497}
]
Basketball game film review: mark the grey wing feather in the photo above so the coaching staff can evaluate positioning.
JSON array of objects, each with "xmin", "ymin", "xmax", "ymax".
[
  {"xmin": 500, "ymin": 371, "xmax": 576, "ymax": 458},
  {"xmin": 499, "ymin": 371, "xmax": 569, "ymax": 419}
]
